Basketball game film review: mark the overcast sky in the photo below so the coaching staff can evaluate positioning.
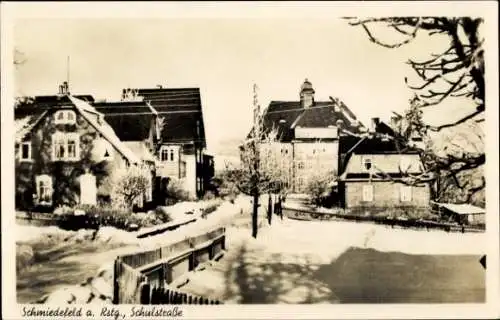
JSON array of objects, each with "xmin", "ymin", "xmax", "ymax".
[{"xmin": 12, "ymin": 6, "xmax": 488, "ymax": 160}]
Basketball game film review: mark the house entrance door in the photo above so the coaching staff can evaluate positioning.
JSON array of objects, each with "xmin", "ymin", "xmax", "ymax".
[{"xmin": 80, "ymin": 173, "xmax": 97, "ymax": 205}]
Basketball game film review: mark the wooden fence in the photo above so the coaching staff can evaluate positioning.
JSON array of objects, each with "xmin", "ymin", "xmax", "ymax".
[
  {"xmin": 282, "ymin": 207, "xmax": 485, "ymax": 233},
  {"xmin": 113, "ymin": 227, "xmax": 226, "ymax": 304},
  {"xmin": 140, "ymin": 285, "xmax": 222, "ymax": 304}
]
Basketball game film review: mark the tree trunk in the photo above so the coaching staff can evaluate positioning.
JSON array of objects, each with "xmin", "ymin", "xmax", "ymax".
[
  {"xmin": 267, "ymin": 193, "xmax": 272, "ymax": 225},
  {"xmin": 252, "ymin": 192, "xmax": 259, "ymax": 239}
]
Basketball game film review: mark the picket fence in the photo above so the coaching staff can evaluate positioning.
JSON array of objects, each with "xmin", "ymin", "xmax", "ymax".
[
  {"xmin": 113, "ymin": 226, "xmax": 226, "ymax": 304},
  {"xmin": 140, "ymin": 285, "xmax": 222, "ymax": 305}
]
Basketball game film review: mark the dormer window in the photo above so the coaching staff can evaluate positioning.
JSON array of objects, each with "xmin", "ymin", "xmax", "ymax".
[
  {"xmin": 363, "ymin": 158, "xmax": 372, "ymax": 171},
  {"xmin": 54, "ymin": 110, "xmax": 76, "ymax": 125},
  {"xmin": 20, "ymin": 142, "xmax": 32, "ymax": 161}
]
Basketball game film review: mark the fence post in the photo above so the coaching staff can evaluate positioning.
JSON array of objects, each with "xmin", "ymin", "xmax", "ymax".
[
  {"xmin": 221, "ymin": 235, "xmax": 226, "ymax": 250},
  {"xmin": 139, "ymin": 282, "xmax": 151, "ymax": 304},
  {"xmin": 209, "ymin": 242, "xmax": 215, "ymax": 260},
  {"xmin": 113, "ymin": 258, "xmax": 120, "ymax": 304}
]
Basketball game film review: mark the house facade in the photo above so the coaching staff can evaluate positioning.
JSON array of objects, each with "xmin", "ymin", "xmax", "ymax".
[
  {"xmin": 258, "ymin": 79, "xmax": 365, "ymax": 192},
  {"xmin": 14, "ymin": 84, "xmax": 150, "ymax": 211},
  {"xmin": 338, "ymin": 136, "xmax": 431, "ymax": 217},
  {"xmin": 94, "ymin": 87, "xmax": 213, "ymax": 200}
]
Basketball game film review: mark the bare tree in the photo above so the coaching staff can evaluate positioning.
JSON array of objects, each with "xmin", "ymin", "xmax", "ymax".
[
  {"xmin": 344, "ymin": 17, "xmax": 484, "ymax": 130},
  {"xmin": 344, "ymin": 17, "xmax": 486, "ymax": 205},
  {"xmin": 226, "ymin": 84, "xmax": 288, "ymax": 238}
]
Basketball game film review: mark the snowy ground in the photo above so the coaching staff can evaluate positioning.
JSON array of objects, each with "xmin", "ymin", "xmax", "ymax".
[
  {"xmin": 16, "ymin": 195, "xmax": 253, "ymax": 303},
  {"xmin": 179, "ymin": 217, "xmax": 486, "ymax": 304},
  {"xmin": 16, "ymin": 195, "xmax": 486, "ymax": 304}
]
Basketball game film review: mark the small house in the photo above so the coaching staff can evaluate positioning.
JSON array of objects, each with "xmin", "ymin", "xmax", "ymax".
[{"xmin": 338, "ymin": 123, "xmax": 431, "ymax": 217}]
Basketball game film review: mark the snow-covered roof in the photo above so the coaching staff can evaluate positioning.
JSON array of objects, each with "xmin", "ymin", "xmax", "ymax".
[
  {"xmin": 433, "ymin": 202, "xmax": 485, "ymax": 215},
  {"xmin": 123, "ymin": 141, "xmax": 156, "ymax": 163},
  {"xmin": 69, "ymin": 95, "xmax": 140, "ymax": 165}
]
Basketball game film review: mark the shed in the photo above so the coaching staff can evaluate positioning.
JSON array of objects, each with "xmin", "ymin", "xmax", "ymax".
[{"xmin": 433, "ymin": 202, "xmax": 486, "ymax": 225}]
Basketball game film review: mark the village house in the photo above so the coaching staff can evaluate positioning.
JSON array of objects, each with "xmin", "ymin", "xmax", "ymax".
[
  {"xmin": 14, "ymin": 83, "xmax": 152, "ymax": 211},
  {"xmin": 94, "ymin": 87, "xmax": 213, "ymax": 200},
  {"xmin": 257, "ymin": 79, "xmax": 365, "ymax": 193},
  {"xmin": 338, "ymin": 125, "xmax": 431, "ymax": 216}
]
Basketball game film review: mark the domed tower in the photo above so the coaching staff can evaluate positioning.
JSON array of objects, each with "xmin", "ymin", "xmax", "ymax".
[{"xmin": 300, "ymin": 78, "xmax": 315, "ymax": 109}]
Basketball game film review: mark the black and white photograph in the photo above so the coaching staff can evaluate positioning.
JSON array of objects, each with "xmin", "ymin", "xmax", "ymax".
[{"xmin": 1, "ymin": 2, "xmax": 499, "ymax": 319}]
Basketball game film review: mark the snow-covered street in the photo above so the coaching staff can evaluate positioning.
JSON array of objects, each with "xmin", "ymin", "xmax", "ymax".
[
  {"xmin": 16, "ymin": 195, "xmax": 486, "ymax": 304},
  {"xmin": 179, "ymin": 217, "xmax": 486, "ymax": 303}
]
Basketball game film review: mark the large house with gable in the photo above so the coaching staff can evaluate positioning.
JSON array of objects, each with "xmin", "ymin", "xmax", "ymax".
[
  {"xmin": 94, "ymin": 87, "xmax": 214, "ymax": 200},
  {"xmin": 14, "ymin": 83, "xmax": 214, "ymax": 211},
  {"xmin": 14, "ymin": 83, "xmax": 152, "ymax": 211},
  {"xmin": 253, "ymin": 79, "xmax": 431, "ymax": 215},
  {"xmin": 257, "ymin": 79, "xmax": 366, "ymax": 193}
]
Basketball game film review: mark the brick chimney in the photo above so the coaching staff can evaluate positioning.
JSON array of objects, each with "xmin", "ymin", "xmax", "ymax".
[{"xmin": 370, "ymin": 117, "xmax": 380, "ymax": 132}]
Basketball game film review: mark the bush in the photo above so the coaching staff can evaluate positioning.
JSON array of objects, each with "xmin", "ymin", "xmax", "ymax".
[
  {"xmin": 110, "ymin": 166, "xmax": 150, "ymax": 209},
  {"xmin": 152, "ymin": 206, "xmax": 174, "ymax": 224},
  {"xmin": 166, "ymin": 178, "xmax": 191, "ymax": 203},
  {"xmin": 200, "ymin": 202, "xmax": 221, "ymax": 219},
  {"xmin": 202, "ymin": 191, "xmax": 216, "ymax": 201},
  {"xmin": 55, "ymin": 205, "xmax": 143, "ymax": 231},
  {"xmin": 305, "ymin": 171, "xmax": 336, "ymax": 207}
]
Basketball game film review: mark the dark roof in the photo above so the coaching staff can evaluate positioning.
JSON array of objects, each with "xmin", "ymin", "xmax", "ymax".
[
  {"xmin": 135, "ymin": 88, "xmax": 206, "ymax": 147},
  {"xmin": 343, "ymin": 172, "xmax": 408, "ymax": 179},
  {"xmin": 15, "ymin": 94, "xmax": 94, "ymax": 119},
  {"xmin": 342, "ymin": 136, "xmax": 418, "ymax": 155},
  {"xmin": 261, "ymin": 98, "xmax": 360, "ymax": 142},
  {"xmin": 339, "ymin": 119, "xmax": 411, "ymax": 155},
  {"xmin": 93, "ymin": 101, "xmax": 154, "ymax": 141},
  {"xmin": 262, "ymin": 101, "xmax": 304, "ymax": 141},
  {"xmin": 374, "ymin": 120, "xmax": 399, "ymax": 137}
]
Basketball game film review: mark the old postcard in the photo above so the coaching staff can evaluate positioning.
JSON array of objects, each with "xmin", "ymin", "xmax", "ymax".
[{"xmin": 1, "ymin": 1, "xmax": 499, "ymax": 319}]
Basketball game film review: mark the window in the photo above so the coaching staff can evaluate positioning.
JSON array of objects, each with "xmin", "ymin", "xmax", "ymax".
[
  {"xmin": 363, "ymin": 158, "xmax": 372, "ymax": 171},
  {"xmin": 36, "ymin": 175, "xmax": 53, "ymax": 205},
  {"xmin": 197, "ymin": 177, "xmax": 202, "ymax": 191},
  {"xmin": 298, "ymin": 177, "xmax": 304, "ymax": 188},
  {"xmin": 145, "ymin": 173, "xmax": 153, "ymax": 202},
  {"xmin": 52, "ymin": 132, "xmax": 80, "ymax": 161},
  {"xmin": 54, "ymin": 110, "xmax": 76, "ymax": 125},
  {"xmin": 298, "ymin": 162, "xmax": 304, "ymax": 169},
  {"xmin": 362, "ymin": 185, "xmax": 374, "ymax": 202},
  {"xmin": 161, "ymin": 148, "xmax": 169, "ymax": 161},
  {"xmin": 180, "ymin": 161, "xmax": 187, "ymax": 178},
  {"xmin": 400, "ymin": 185, "xmax": 412, "ymax": 202},
  {"xmin": 20, "ymin": 142, "xmax": 31, "ymax": 161},
  {"xmin": 170, "ymin": 150, "xmax": 174, "ymax": 161}
]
